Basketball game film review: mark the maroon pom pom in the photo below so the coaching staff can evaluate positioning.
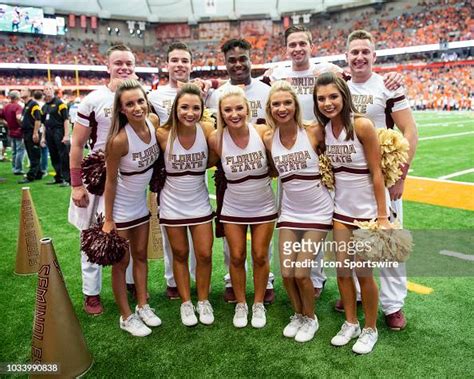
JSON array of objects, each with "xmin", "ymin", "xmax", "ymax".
[
  {"xmin": 81, "ymin": 214, "xmax": 129, "ymax": 266},
  {"xmin": 149, "ymin": 149, "xmax": 166, "ymax": 195},
  {"xmin": 81, "ymin": 150, "xmax": 106, "ymax": 195}
]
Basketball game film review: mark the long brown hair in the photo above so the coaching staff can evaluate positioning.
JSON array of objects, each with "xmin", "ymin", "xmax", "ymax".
[
  {"xmin": 265, "ymin": 80, "xmax": 303, "ymax": 130},
  {"xmin": 106, "ymin": 79, "xmax": 147, "ymax": 154},
  {"xmin": 163, "ymin": 83, "xmax": 204, "ymax": 158},
  {"xmin": 313, "ymin": 72, "xmax": 357, "ymax": 140}
]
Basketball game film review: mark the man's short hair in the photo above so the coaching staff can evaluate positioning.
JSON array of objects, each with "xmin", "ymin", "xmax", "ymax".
[
  {"xmin": 221, "ymin": 39, "xmax": 251, "ymax": 55},
  {"xmin": 33, "ymin": 91, "xmax": 43, "ymax": 101},
  {"xmin": 106, "ymin": 43, "xmax": 132, "ymax": 59},
  {"xmin": 166, "ymin": 42, "xmax": 192, "ymax": 62},
  {"xmin": 347, "ymin": 30, "xmax": 375, "ymax": 49},
  {"xmin": 284, "ymin": 25, "xmax": 312, "ymax": 45},
  {"xmin": 9, "ymin": 90, "xmax": 20, "ymax": 100}
]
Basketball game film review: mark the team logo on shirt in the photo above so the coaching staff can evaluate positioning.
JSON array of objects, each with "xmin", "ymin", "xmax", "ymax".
[
  {"xmin": 352, "ymin": 94, "xmax": 374, "ymax": 114},
  {"xmin": 226, "ymin": 151, "xmax": 264, "ymax": 173},
  {"xmin": 170, "ymin": 151, "xmax": 206, "ymax": 170},
  {"xmin": 326, "ymin": 144, "xmax": 356, "ymax": 163},
  {"xmin": 274, "ymin": 150, "xmax": 311, "ymax": 173},
  {"xmin": 132, "ymin": 144, "xmax": 160, "ymax": 168},
  {"xmin": 289, "ymin": 77, "xmax": 315, "ymax": 95},
  {"xmin": 249, "ymin": 100, "xmax": 263, "ymax": 118},
  {"xmin": 104, "ymin": 107, "xmax": 112, "ymax": 118}
]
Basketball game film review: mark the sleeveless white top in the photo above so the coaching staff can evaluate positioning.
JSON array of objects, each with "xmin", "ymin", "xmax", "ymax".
[
  {"xmin": 219, "ymin": 123, "xmax": 277, "ymax": 224},
  {"xmin": 271, "ymin": 127, "xmax": 333, "ymax": 229}
]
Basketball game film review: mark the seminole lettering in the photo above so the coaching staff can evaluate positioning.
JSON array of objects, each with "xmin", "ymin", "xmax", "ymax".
[
  {"xmin": 274, "ymin": 150, "xmax": 311, "ymax": 173},
  {"xmin": 326, "ymin": 144, "xmax": 356, "ymax": 163},
  {"xmin": 132, "ymin": 144, "xmax": 160, "ymax": 168},
  {"xmin": 352, "ymin": 94, "xmax": 374, "ymax": 114},
  {"xmin": 291, "ymin": 77, "xmax": 315, "ymax": 95},
  {"xmin": 33, "ymin": 264, "xmax": 50, "ymax": 347},
  {"xmin": 226, "ymin": 151, "xmax": 264, "ymax": 173},
  {"xmin": 171, "ymin": 151, "xmax": 206, "ymax": 170}
]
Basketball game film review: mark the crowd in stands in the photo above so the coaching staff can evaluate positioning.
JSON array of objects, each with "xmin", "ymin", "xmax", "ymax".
[{"xmin": 0, "ymin": 0, "xmax": 470, "ymax": 67}]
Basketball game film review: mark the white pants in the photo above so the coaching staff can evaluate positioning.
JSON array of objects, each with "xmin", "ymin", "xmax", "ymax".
[
  {"xmin": 353, "ymin": 198, "xmax": 407, "ymax": 314},
  {"xmin": 162, "ymin": 225, "xmax": 196, "ymax": 287}
]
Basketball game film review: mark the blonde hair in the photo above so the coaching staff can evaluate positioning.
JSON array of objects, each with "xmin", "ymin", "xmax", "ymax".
[
  {"xmin": 265, "ymin": 80, "xmax": 303, "ymax": 130},
  {"xmin": 163, "ymin": 83, "xmax": 204, "ymax": 159},
  {"xmin": 106, "ymin": 79, "xmax": 147, "ymax": 155},
  {"xmin": 216, "ymin": 85, "xmax": 250, "ymax": 150}
]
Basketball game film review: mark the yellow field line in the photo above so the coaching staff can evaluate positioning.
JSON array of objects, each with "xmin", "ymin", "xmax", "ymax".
[
  {"xmin": 407, "ymin": 281, "xmax": 434, "ymax": 295},
  {"xmin": 404, "ymin": 176, "xmax": 474, "ymax": 211}
]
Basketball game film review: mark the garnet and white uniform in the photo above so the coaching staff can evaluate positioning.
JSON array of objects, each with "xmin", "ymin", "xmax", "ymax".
[
  {"xmin": 160, "ymin": 123, "xmax": 214, "ymax": 226},
  {"xmin": 220, "ymin": 124, "xmax": 277, "ymax": 224},
  {"xmin": 270, "ymin": 62, "xmax": 342, "ymax": 122},
  {"xmin": 348, "ymin": 73, "xmax": 410, "ymax": 315},
  {"xmin": 325, "ymin": 120, "xmax": 382, "ymax": 225},
  {"xmin": 272, "ymin": 127, "xmax": 333, "ymax": 230},
  {"xmin": 67, "ymin": 85, "xmax": 133, "ymax": 296},
  {"xmin": 148, "ymin": 85, "xmax": 177, "ymax": 124},
  {"xmin": 207, "ymin": 78, "xmax": 270, "ymax": 123},
  {"xmin": 114, "ymin": 120, "xmax": 159, "ymax": 230}
]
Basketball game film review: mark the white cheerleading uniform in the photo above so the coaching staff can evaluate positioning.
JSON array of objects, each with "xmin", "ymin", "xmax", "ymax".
[
  {"xmin": 114, "ymin": 120, "xmax": 159, "ymax": 230},
  {"xmin": 160, "ymin": 123, "xmax": 214, "ymax": 226},
  {"xmin": 207, "ymin": 78, "xmax": 270, "ymax": 123},
  {"xmin": 272, "ymin": 127, "xmax": 333, "ymax": 230},
  {"xmin": 348, "ymin": 73, "xmax": 410, "ymax": 315},
  {"xmin": 148, "ymin": 85, "xmax": 178, "ymax": 124},
  {"xmin": 67, "ymin": 85, "xmax": 134, "ymax": 295},
  {"xmin": 325, "ymin": 121, "xmax": 380, "ymax": 225},
  {"xmin": 270, "ymin": 62, "xmax": 342, "ymax": 122},
  {"xmin": 220, "ymin": 123, "xmax": 277, "ymax": 224}
]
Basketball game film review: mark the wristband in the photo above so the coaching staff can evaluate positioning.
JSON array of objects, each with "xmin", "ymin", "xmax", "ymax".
[
  {"xmin": 71, "ymin": 167, "xmax": 83, "ymax": 187},
  {"xmin": 211, "ymin": 79, "xmax": 219, "ymax": 89},
  {"xmin": 400, "ymin": 163, "xmax": 410, "ymax": 180}
]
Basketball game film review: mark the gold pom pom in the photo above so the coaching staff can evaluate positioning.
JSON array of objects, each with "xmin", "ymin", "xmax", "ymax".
[
  {"xmin": 377, "ymin": 129, "xmax": 409, "ymax": 187},
  {"xmin": 353, "ymin": 219, "xmax": 413, "ymax": 262},
  {"xmin": 319, "ymin": 154, "xmax": 335, "ymax": 191}
]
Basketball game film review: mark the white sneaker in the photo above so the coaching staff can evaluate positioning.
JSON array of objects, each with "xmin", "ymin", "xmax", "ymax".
[
  {"xmin": 352, "ymin": 327, "xmax": 378, "ymax": 354},
  {"xmin": 196, "ymin": 300, "xmax": 214, "ymax": 325},
  {"xmin": 180, "ymin": 301, "xmax": 198, "ymax": 327},
  {"xmin": 283, "ymin": 313, "xmax": 304, "ymax": 338},
  {"xmin": 331, "ymin": 321, "xmax": 361, "ymax": 346},
  {"xmin": 120, "ymin": 313, "xmax": 152, "ymax": 337},
  {"xmin": 295, "ymin": 316, "xmax": 319, "ymax": 343},
  {"xmin": 136, "ymin": 304, "xmax": 162, "ymax": 327},
  {"xmin": 251, "ymin": 303, "xmax": 266, "ymax": 328},
  {"xmin": 233, "ymin": 303, "xmax": 248, "ymax": 328}
]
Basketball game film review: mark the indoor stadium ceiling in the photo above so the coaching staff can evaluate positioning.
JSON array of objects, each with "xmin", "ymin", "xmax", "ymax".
[{"xmin": 1, "ymin": 0, "xmax": 371, "ymax": 22}]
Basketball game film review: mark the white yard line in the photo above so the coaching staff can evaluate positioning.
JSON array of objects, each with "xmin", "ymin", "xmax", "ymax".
[
  {"xmin": 419, "ymin": 131, "xmax": 474, "ymax": 141},
  {"xmin": 407, "ymin": 175, "xmax": 474, "ymax": 186},
  {"xmin": 438, "ymin": 168, "xmax": 474, "ymax": 180},
  {"xmin": 209, "ymin": 194, "xmax": 216, "ymax": 200},
  {"xmin": 439, "ymin": 250, "xmax": 474, "ymax": 262}
]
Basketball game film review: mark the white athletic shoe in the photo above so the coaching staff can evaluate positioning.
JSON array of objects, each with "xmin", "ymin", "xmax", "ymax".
[
  {"xmin": 136, "ymin": 304, "xmax": 162, "ymax": 327},
  {"xmin": 196, "ymin": 300, "xmax": 214, "ymax": 325},
  {"xmin": 283, "ymin": 313, "xmax": 304, "ymax": 338},
  {"xmin": 331, "ymin": 321, "xmax": 361, "ymax": 346},
  {"xmin": 120, "ymin": 313, "xmax": 152, "ymax": 337},
  {"xmin": 295, "ymin": 316, "xmax": 319, "ymax": 343},
  {"xmin": 233, "ymin": 303, "xmax": 248, "ymax": 328},
  {"xmin": 352, "ymin": 328, "xmax": 378, "ymax": 354},
  {"xmin": 251, "ymin": 303, "xmax": 266, "ymax": 328},
  {"xmin": 180, "ymin": 301, "xmax": 198, "ymax": 327}
]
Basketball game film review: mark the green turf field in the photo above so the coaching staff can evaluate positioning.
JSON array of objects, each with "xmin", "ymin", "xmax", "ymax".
[{"xmin": 0, "ymin": 111, "xmax": 473, "ymax": 377}]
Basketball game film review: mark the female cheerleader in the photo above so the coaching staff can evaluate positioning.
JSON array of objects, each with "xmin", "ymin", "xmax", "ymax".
[
  {"xmin": 313, "ymin": 72, "xmax": 392, "ymax": 354},
  {"xmin": 156, "ymin": 84, "xmax": 216, "ymax": 327},
  {"xmin": 208, "ymin": 86, "xmax": 277, "ymax": 329},
  {"xmin": 262, "ymin": 80, "xmax": 333, "ymax": 342},
  {"xmin": 102, "ymin": 79, "xmax": 161, "ymax": 337}
]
